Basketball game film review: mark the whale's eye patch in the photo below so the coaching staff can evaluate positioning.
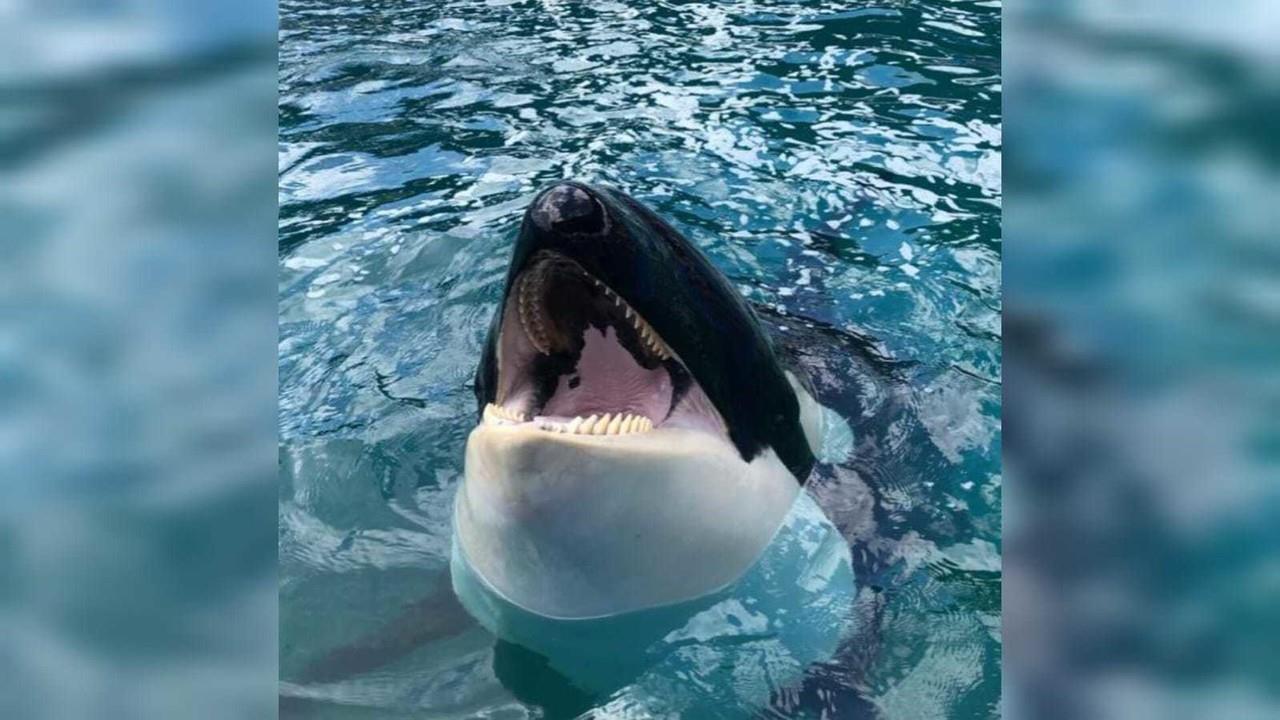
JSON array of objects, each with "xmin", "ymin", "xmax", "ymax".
[{"xmin": 489, "ymin": 251, "xmax": 725, "ymax": 439}]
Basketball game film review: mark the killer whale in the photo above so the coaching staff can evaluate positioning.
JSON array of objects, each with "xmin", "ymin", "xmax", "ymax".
[
  {"xmin": 452, "ymin": 183, "xmax": 857, "ymax": 704},
  {"xmin": 455, "ymin": 181, "xmax": 838, "ymax": 620},
  {"xmin": 293, "ymin": 183, "xmax": 866, "ymax": 708}
]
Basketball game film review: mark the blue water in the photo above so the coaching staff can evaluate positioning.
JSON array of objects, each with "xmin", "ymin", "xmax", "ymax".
[{"xmin": 279, "ymin": 1, "xmax": 1001, "ymax": 717}]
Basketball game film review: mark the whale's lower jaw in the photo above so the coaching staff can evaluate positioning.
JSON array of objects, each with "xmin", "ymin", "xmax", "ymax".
[{"xmin": 456, "ymin": 423, "xmax": 801, "ymax": 619}]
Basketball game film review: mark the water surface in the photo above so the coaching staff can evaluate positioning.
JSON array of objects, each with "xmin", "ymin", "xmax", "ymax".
[{"xmin": 279, "ymin": 1, "xmax": 1001, "ymax": 717}]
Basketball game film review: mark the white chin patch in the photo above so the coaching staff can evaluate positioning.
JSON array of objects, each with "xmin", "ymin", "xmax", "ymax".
[
  {"xmin": 455, "ymin": 424, "xmax": 801, "ymax": 619},
  {"xmin": 451, "ymin": 486, "xmax": 856, "ymax": 699}
]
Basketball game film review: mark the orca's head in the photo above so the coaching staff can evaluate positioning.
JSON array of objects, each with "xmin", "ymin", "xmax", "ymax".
[
  {"xmin": 460, "ymin": 181, "xmax": 821, "ymax": 618},
  {"xmin": 473, "ymin": 181, "xmax": 814, "ymax": 480}
]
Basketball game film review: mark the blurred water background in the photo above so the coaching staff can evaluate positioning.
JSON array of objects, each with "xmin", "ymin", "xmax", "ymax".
[
  {"xmin": 0, "ymin": 0, "xmax": 278, "ymax": 718},
  {"xmin": 1004, "ymin": 0, "xmax": 1280, "ymax": 717},
  {"xmin": 278, "ymin": 0, "xmax": 1000, "ymax": 717}
]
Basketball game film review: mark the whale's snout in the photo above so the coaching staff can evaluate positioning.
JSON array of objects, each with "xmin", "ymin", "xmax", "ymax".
[{"xmin": 530, "ymin": 182, "xmax": 608, "ymax": 236}]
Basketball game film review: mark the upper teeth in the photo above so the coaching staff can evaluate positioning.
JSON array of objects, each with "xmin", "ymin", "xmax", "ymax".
[
  {"xmin": 591, "ymin": 278, "xmax": 673, "ymax": 360},
  {"xmin": 517, "ymin": 271, "xmax": 553, "ymax": 355},
  {"xmin": 514, "ymin": 253, "xmax": 676, "ymax": 361}
]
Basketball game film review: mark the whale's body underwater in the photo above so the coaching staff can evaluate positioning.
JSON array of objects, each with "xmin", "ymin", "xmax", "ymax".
[{"xmin": 453, "ymin": 181, "xmax": 855, "ymax": 697}]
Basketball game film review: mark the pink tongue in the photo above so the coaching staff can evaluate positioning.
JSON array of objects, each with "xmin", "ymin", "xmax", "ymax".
[{"xmin": 539, "ymin": 325, "xmax": 671, "ymax": 422}]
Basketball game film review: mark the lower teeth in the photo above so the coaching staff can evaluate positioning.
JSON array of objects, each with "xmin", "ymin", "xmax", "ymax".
[
  {"xmin": 483, "ymin": 404, "xmax": 526, "ymax": 424},
  {"xmin": 483, "ymin": 404, "xmax": 653, "ymax": 435},
  {"xmin": 537, "ymin": 412, "xmax": 653, "ymax": 435}
]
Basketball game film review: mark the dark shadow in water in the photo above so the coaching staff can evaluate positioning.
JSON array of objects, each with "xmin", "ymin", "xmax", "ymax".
[{"xmin": 492, "ymin": 641, "xmax": 599, "ymax": 720}]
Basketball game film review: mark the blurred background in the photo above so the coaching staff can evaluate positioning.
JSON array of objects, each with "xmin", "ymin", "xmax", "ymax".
[
  {"xmin": 1004, "ymin": 0, "xmax": 1280, "ymax": 718},
  {"xmin": 2, "ymin": 0, "xmax": 1277, "ymax": 718},
  {"xmin": 0, "ymin": 0, "xmax": 277, "ymax": 718}
]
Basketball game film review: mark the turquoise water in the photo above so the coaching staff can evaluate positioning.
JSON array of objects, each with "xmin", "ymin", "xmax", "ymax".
[
  {"xmin": 1003, "ymin": 4, "xmax": 1280, "ymax": 716},
  {"xmin": 279, "ymin": 1, "xmax": 1000, "ymax": 717}
]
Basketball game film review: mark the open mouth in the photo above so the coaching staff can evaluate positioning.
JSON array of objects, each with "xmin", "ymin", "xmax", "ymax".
[{"xmin": 487, "ymin": 251, "xmax": 726, "ymax": 438}]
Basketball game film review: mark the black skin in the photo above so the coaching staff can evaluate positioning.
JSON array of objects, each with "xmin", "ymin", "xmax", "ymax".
[{"xmin": 475, "ymin": 181, "xmax": 816, "ymax": 483}]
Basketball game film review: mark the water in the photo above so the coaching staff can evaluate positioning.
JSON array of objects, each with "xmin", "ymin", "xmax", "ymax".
[
  {"xmin": 2, "ymin": 2, "xmax": 278, "ymax": 716},
  {"xmin": 1003, "ymin": 2, "xmax": 1280, "ymax": 716},
  {"xmin": 279, "ymin": 1, "xmax": 1001, "ymax": 717}
]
